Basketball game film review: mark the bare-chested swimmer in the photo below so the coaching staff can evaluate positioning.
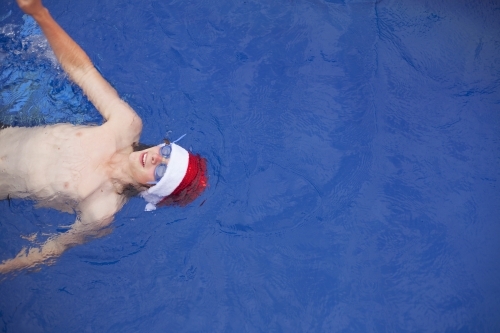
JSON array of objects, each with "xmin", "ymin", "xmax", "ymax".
[{"xmin": 0, "ymin": 0, "xmax": 207, "ymax": 273}]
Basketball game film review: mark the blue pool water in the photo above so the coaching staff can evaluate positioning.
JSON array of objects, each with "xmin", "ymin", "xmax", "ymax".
[{"xmin": 1, "ymin": 0, "xmax": 499, "ymax": 332}]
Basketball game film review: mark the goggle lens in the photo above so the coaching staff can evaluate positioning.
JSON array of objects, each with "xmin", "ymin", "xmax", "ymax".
[
  {"xmin": 154, "ymin": 164, "xmax": 167, "ymax": 182},
  {"xmin": 153, "ymin": 144, "xmax": 172, "ymax": 182},
  {"xmin": 160, "ymin": 144, "xmax": 172, "ymax": 158}
]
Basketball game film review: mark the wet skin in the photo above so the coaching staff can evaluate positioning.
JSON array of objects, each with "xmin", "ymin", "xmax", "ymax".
[{"xmin": 128, "ymin": 146, "xmax": 169, "ymax": 184}]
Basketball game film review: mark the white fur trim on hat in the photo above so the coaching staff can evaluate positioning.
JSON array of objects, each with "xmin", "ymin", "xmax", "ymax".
[{"xmin": 140, "ymin": 143, "xmax": 189, "ymax": 211}]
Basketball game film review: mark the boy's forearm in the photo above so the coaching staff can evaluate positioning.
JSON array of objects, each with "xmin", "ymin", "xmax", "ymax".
[
  {"xmin": 18, "ymin": 1, "xmax": 142, "ymax": 128},
  {"xmin": 32, "ymin": 7, "xmax": 94, "ymax": 82}
]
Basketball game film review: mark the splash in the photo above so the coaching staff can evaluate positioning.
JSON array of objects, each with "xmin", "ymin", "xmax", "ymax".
[
  {"xmin": 0, "ymin": 15, "xmax": 100, "ymax": 126},
  {"xmin": 0, "ymin": 15, "xmax": 57, "ymax": 66}
]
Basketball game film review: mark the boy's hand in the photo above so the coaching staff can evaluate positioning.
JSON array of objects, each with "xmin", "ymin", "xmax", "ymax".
[{"xmin": 16, "ymin": 0, "xmax": 45, "ymax": 16}]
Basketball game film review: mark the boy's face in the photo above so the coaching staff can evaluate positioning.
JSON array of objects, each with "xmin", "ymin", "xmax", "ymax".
[{"xmin": 128, "ymin": 145, "xmax": 169, "ymax": 184}]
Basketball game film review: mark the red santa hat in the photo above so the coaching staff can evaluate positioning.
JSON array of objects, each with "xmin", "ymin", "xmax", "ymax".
[{"xmin": 141, "ymin": 143, "xmax": 208, "ymax": 211}]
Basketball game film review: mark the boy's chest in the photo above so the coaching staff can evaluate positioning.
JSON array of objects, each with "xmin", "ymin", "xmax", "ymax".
[{"xmin": 20, "ymin": 126, "xmax": 116, "ymax": 202}]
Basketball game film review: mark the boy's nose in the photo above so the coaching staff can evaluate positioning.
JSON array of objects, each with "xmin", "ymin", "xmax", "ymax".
[{"xmin": 151, "ymin": 153, "xmax": 161, "ymax": 165}]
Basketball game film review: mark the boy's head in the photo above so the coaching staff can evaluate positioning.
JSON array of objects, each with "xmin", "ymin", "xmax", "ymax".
[{"xmin": 137, "ymin": 142, "xmax": 208, "ymax": 210}]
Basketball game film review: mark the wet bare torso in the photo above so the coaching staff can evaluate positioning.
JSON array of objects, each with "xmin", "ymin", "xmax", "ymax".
[{"xmin": 0, "ymin": 124, "xmax": 126, "ymax": 214}]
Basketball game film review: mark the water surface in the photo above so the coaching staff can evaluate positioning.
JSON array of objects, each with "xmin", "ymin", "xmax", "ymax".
[{"xmin": 1, "ymin": 0, "xmax": 499, "ymax": 332}]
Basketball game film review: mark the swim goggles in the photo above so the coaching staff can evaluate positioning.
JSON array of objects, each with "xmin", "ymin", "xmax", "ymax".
[
  {"xmin": 151, "ymin": 134, "xmax": 187, "ymax": 184},
  {"xmin": 153, "ymin": 144, "xmax": 172, "ymax": 182}
]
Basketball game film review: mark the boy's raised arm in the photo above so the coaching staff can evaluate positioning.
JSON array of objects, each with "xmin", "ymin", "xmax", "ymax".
[{"xmin": 17, "ymin": 0, "xmax": 142, "ymax": 143}]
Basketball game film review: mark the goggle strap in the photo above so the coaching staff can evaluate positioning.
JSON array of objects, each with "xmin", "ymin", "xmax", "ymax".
[{"xmin": 173, "ymin": 134, "xmax": 187, "ymax": 143}]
